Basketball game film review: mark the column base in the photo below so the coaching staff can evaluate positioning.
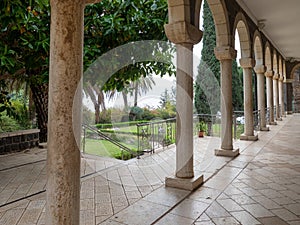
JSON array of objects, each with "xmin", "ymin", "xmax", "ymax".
[
  {"xmin": 260, "ymin": 127, "xmax": 270, "ymax": 131},
  {"xmin": 240, "ymin": 134, "xmax": 258, "ymax": 141},
  {"xmin": 165, "ymin": 173, "xmax": 203, "ymax": 191},
  {"xmin": 215, "ymin": 148, "xmax": 239, "ymax": 157},
  {"xmin": 287, "ymin": 111, "xmax": 293, "ymax": 115},
  {"xmin": 276, "ymin": 118, "xmax": 283, "ymax": 121},
  {"xmin": 269, "ymin": 121, "xmax": 277, "ymax": 125}
]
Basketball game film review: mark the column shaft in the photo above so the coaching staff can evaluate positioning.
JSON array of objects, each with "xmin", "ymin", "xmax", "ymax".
[
  {"xmin": 175, "ymin": 44, "xmax": 194, "ymax": 178},
  {"xmin": 243, "ymin": 67, "xmax": 254, "ymax": 136},
  {"xmin": 46, "ymin": 1, "xmax": 84, "ymax": 224},
  {"xmin": 257, "ymin": 73, "xmax": 268, "ymax": 129},
  {"xmin": 266, "ymin": 71, "xmax": 276, "ymax": 124},
  {"xmin": 279, "ymin": 79, "xmax": 284, "ymax": 117},
  {"xmin": 273, "ymin": 76, "xmax": 280, "ymax": 119},
  {"xmin": 240, "ymin": 58, "xmax": 257, "ymax": 140}
]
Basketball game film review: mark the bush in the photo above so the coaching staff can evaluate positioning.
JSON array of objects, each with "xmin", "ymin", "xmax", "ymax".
[{"xmin": 0, "ymin": 113, "xmax": 22, "ymax": 132}]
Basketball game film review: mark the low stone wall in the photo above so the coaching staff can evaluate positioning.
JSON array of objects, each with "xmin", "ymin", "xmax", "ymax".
[{"xmin": 0, "ymin": 129, "xmax": 40, "ymax": 154}]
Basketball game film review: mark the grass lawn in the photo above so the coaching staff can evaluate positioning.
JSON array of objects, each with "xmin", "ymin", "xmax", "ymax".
[{"xmin": 83, "ymin": 138, "xmax": 137, "ymax": 159}]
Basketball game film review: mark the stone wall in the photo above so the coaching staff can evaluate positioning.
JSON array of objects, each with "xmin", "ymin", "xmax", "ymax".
[{"xmin": 0, "ymin": 129, "xmax": 40, "ymax": 154}]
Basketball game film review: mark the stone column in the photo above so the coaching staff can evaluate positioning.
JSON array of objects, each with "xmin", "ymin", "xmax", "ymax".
[
  {"xmin": 265, "ymin": 71, "xmax": 277, "ymax": 125},
  {"xmin": 273, "ymin": 73, "xmax": 282, "ymax": 120},
  {"xmin": 254, "ymin": 65, "xmax": 269, "ymax": 131},
  {"xmin": 46, "ymin": 0, "xmax": 84, "ymax": 224},
  {"xmin": 164, "ymin": 21, "xmax": 203, "ymax": 190},
  {"xmin": 214, "ymin": 47, "xmax": 239, "ymax": 157},
  {"xmin": 240, "ymin": 58, "xmax": 258, "ymax": 141},
  {"xmin": 279, "ymin": 77, "xmax": 285, "ymax": 117}
]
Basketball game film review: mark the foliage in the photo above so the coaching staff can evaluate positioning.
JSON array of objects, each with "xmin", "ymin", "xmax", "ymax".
[
  {"xmin": 195, "ymin": 0, "xmax": 220, "ymax": 115},
  {"xmin": 84, "ymin": 0, "xmax": 175, "ymax": 92},
  {"xmin": 232, "ymin": 61, "xmax": 244, "ymax": 110},
  {"xmin": 195, "ymin": 0, "xmax": 244, "ymax": 114},
  {"xmin": 196, "ymin": 121, "xmax": 207, "ymax": 132}
]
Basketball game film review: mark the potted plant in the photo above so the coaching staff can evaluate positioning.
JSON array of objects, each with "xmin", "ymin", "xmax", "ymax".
[{"xmin": 197, "ymin": 121, "xmax": 207, "ymax": 138}]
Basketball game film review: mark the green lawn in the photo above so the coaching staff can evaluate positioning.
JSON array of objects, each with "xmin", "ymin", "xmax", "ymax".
[{"xmin": 83, "ymin": 138, "xmax": 137, "ymax": 160}]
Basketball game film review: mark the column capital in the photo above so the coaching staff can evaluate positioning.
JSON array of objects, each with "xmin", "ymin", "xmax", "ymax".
[
  {"xmin": 254, "ymin": 65, "xmax": 266, "ymax": 74},
  {"xmin": 265, "ymin": 70, "xmax": 274, "ymax": 77},
  {"xmin": 164, "ymin": 21, "xmax": 202, "ymax": 45},
  {"xmin": 214, "ymin": 46, "xmax": 237, "ymax": 60},
  {"xmin": 273, "ymin": 73, "xmax": 279, "ymax": 80},
  {"xmin": 239, "ymin": 58, "xmax": 255, "ymax": 69},
  {"xmin": 279, "ymin": 77, "xmax": 284, "ymax": 82}
]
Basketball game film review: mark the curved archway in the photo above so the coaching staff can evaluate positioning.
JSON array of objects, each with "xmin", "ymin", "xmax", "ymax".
[
  {"xmin": 273, "ymin": 50, "xmax": 278, "ymax": 74},
  {"xmin": 233, "ymin": 12, "xmax": 252, "ymax": 58},
  {"xmin": 253, "ymin": 31, "xmax": 263, "ymax": 66},
  {"xmin": 265, "ymin": 43, "xmax": 272, "ymax": 71},
  {"xmin": 207, "ymin": 0, "xmax": 231, "ymax": 47},
  {"xmin": 278, "ymin": 55, "xmax": 283, "ymax": 79},
  {"xmin": 291, "ymin": 63, "xmax": 300, "ymax": 80}
]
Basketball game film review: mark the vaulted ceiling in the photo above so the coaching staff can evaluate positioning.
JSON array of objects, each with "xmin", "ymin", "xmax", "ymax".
[{"xmin": 237, "ymin": 0, "xmax": 300, "ymax": 62}]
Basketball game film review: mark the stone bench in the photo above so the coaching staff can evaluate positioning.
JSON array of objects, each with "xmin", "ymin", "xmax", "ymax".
[{"xmin": 0, "ymin": 129, "xmax": 40, "ymax": 154}]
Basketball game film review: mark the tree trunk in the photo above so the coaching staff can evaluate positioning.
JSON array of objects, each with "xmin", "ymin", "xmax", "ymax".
[
  {"xmin": 134, "ymin": 82, "xmax": 138, "ymax": 107},
  {"xmin": 122, "ymin": 91, "xmax": 128, "ymax": 111},
  {"xmin": 30, "ymin": 83, "xmax": 48, "ymax": 142}
]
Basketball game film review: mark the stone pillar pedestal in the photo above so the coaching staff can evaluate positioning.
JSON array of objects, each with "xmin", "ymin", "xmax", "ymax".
[
  {"xmin": 265, "ymin": 71, "xmax": 277, "ymax": 125},
  {"xmin": 46, "ymin": 1, "xmax": 84, "ymax": 224},
  {"xmin": 164, "ymin": 21, "xmax": 203, "ymax": 190},
  {"xmin": 240, "ymin": 58, "xmax": 258, "ymax": 141},
  {"xmin": 254, "ymin": 65, "xmax": 269, "ymax": 131},
  {"xmin": 214, "ymin": 47, "xmax": 239, "ymax": 157},
  {"xmin": 273, "ymin": 73, "xmax": 282, "ymax": 120}
]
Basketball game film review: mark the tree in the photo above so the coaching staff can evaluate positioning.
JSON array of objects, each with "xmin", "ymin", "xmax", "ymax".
[
  {"xmin": 195, "ymin": 0, "xmax": 220, "ymax": 115},
  {"xmin": 194, "ymin": 0, "xmax": 243, "ymax": 115},
  {"xmin": 0, "ymin": 0, "xmax": 50, "ymax": 141}
]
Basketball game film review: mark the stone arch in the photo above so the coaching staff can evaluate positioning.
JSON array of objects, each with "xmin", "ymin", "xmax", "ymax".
[
  {"xmin": 278, "ymin": 55, "xmax": 283, "ymax": 79},
  {"xmin": 253, "ymin": 30, "xmax": 263, "ymax": 65},
  {"xmin": 265, "ymin": 43, "xmax": 272, "ymax": 71},
  {"xmin": 273, "ymin": 50, "xmax": 278, "ymax": 74},
  {"xmin": 233, "ymin": 12, "xmax": 252, "ymax": 58},
  {"xmin": 291, "ymin": 63, "xmax": 300, "ymax": 80},
  {"xmin": 283, "ymin": 60, "xmax": 286, "ymax": 82},
  {"xmin": 207, "ymin": 0, "xmax": 231, "ymax": 47}
]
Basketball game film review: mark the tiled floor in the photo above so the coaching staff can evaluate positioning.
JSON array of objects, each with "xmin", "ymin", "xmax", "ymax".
[{"xmin": 0, "ymin": 114, "xmax": 299, "ymax": 224}]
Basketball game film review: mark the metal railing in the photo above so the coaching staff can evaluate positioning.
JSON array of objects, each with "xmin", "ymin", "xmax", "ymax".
[{"xmin": 136, "ymin": 118, "xmax": 176, "ymax": 153}]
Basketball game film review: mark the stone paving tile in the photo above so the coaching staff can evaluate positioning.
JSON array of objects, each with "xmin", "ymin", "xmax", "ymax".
[
  {"xmin": 257, "ymin": 216, "xmax": 289, "ymax": 225},
  {"xmin": 205, "ymin": 201, "xmax": 231, "ymax": 218},
  {"xmin": 170, "ymin": 198, "xmax": 209, "ymax": 220},
  {"xmin": 242, "ymin": 203, "xmax": 274, "ymax": 217},
  {"xmin": 155, "ymin": 213, "xmax": 194, "ymax": 225},
  {"xmin": 143, "ymin": 186, "xmax": 189, "ymax": 207},
  {"xmin": 271, "ymin": 208, "xmax": 299, "ymax": 221},
  {"xmin": 193, "ymin": 221, "xmax": 215, "ymax": 225},
  {"xmin": 251, "ymin": 195, "xmax": 281, "ymax": 209},
  {"xmin": 231, "ymin": 211, "xmax": 261, "ymax": 225},
  {"xmin": 283, "ymin": 203, "xmax": 300, "ymax": 216},
  {"xmin": 212, "ymin": 217, "xmax": 240, "ymax": 225},
  {"xmin": 217, "ymin": 198, "xmax": 243, "ymax": 212},
  {"xmin": 230, "ymin": 194, "xmax": 256, "ymax": 205},
  {"xmin": 112, "ymin": 199, "xmax": 169, "ymax": 225}
]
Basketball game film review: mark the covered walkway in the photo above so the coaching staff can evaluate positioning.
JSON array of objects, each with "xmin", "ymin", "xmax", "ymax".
[{"xmin": 0, "ymin": 114, "xmax": 299, "ymax": 224}]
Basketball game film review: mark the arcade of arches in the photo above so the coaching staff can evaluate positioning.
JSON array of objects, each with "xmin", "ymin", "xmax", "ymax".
[{"xmin": 46, "ymin": 0, "xmax": 300, "ymax": 223}]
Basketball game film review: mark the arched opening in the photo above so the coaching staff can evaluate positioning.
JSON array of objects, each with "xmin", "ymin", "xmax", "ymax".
[
  {"xmin": 291, "ymin": 64, "xmax": 300, "ymax": 112},
  {"xmin": 265, "ymin": 44, "xmax": 272, "ymax": 71},
  {"xmin": 233, "ymin": 13, "xmax": 257, "ymax": 139},
  {"xmin": 253, "ymin": 33, "xmax": 263, "ymax": 66}
]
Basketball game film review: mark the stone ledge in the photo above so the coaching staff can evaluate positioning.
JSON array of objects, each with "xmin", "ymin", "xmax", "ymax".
[
  {"xmin": 215, "ymin": 148, "xmax": 239, "ymax": 157},
  {"xmin": 260, "ymin": 127, "xmax": 270, "ymax": 131},
  {"xmin": 240, "ymin": 134, "xmax": 259, "ymax": 141},
  {"xmin": 165, "ymin": 173, "xmax": 203, "ymax": 191}
]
